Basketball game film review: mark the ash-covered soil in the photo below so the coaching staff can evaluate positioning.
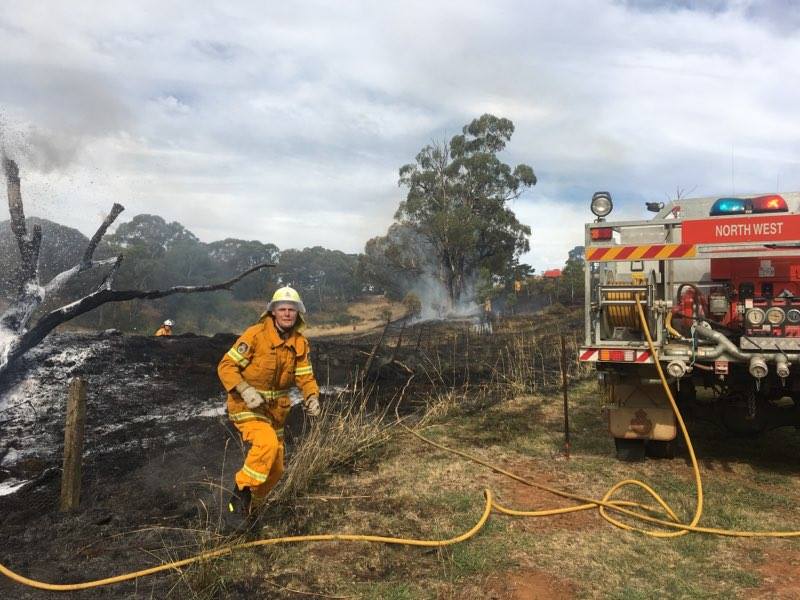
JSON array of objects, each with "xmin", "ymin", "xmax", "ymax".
[
  {"xmin": 0, "ymin": 331, "xmax": 317, "ymax": 599},
  {"xmin": 0, "ymin": 322, "xmax": 437, "ymax": 599}
]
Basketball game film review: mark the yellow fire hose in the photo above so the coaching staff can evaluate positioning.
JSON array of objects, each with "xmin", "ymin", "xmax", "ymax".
[{"xmin": 2, "ymin": 295, "xmax": 800, "ymax": 592}]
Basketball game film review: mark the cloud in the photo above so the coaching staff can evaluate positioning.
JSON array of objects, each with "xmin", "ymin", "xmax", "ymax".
[
  {"xmin": 0, "ymin": 0, "xmax": 797, "ymax": 274},
  {"xmin": 515, "ymin": 199, "xmax": 587, "ymax": 271},
  {"xmin": 620, "ymin": 0, "xmax": 800, "ymax": 33}
]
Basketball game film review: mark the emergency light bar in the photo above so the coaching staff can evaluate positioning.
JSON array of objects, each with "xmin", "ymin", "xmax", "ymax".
[{"xmin": 709, "ymin": 194, "xmax": 788, "ymax": 216}]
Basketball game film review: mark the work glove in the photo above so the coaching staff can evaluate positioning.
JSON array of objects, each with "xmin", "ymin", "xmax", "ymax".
[
  {"xmin": 235, "ymin": 381, "xmax": 264, "ymax": 409},
  {"xmin": 303, "ymin": 394, "xmax": 321, "ymax": 418}
]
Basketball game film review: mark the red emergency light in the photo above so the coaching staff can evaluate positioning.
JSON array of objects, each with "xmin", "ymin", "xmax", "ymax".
[{"xmin": 751, "ymin": 194, "xmax": 788, "ymax": 213}]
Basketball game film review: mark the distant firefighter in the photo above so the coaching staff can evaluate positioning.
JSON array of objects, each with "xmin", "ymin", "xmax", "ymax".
[
  {"xmin": 154, "ymin": 319, "xmax": 174, "ymax": 336},
  {"xmin": 218, "ymin": 286, "xmax": 321, "ymax": 527}
]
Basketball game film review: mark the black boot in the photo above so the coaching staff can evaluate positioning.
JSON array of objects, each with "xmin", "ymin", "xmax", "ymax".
[
  {"xmin": 227, "ymin": 485, "xmax": 252, "ymax": 517},
  {"xmin": 223, "ymin": 485, "xmax": 253, "ymax": 533}
]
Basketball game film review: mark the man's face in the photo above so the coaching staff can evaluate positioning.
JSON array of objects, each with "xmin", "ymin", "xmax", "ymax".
[{"xmin": 274, "ymin": 303, "xmax": 298, "ymax": 329}]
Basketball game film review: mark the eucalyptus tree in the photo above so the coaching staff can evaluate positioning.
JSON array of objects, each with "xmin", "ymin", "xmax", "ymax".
[{"xmin": 395, "ymin": 114, "xmax": 536, "ymax": 306}]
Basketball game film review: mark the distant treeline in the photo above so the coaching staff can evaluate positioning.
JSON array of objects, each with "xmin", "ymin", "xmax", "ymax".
[
  {"xmin": 0, "ymin": 215, "xmax": 367, "ymax": 334},
  {"xmin": 0, "ymin": 212, "xmax": 586, "ymax": 334}
]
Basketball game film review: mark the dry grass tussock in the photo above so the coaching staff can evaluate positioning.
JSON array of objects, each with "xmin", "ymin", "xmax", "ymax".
[
  {"xmin": 267, "ymin": 394, "xmax": 395, "ymax": 508},
  {"xmin": 269, "ymin": 379, "xmax": 490, "ymax": 506}
]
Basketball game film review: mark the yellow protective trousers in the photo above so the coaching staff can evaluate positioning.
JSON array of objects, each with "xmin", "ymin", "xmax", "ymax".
[{"xmin": 233, "ymin": 419, "xmax": 285, "ymax": 501}]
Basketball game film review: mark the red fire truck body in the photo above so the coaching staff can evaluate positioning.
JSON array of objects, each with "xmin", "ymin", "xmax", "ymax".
[{"xmin": 580, "ymin": 192, "xmax": 800, "ymax": 460}]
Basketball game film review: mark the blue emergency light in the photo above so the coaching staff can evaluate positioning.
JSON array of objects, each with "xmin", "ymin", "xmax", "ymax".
[{"xmin": 709, "ymin": 197, "xmax": 747, "ymax": 216}]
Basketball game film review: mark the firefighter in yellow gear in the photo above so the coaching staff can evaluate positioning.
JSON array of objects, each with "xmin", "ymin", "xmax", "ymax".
[
  {"xmin": 155, "ymin": 319, "xmax": 174, "ymax": 336},
  {"xmin": 217, "ymin": 286, "xmax": 320, "ymax": 522}
]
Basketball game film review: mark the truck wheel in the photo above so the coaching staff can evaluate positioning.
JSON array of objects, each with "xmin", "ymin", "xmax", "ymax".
[
  {"xmin": 646, "ymin": 439, "xmax": 676, "ymax": 459},
  {"xmin": 614, "ymin": 438, "xmax": 645, "ymax": 462}
]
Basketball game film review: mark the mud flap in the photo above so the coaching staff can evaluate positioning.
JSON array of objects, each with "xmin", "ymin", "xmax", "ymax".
[{"xmin": 607, "ymin": 383, "xmax": 677, "ymax": 441}]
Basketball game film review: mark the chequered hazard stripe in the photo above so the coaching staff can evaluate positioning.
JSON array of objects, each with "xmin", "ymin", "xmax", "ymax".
[
  {"xmin": 578, "ymin": 348, "xmax": 653, "ymax": 363},
  {"xmin": 585, "ymin": 244, "xmax": 696, "ymax": 262}
]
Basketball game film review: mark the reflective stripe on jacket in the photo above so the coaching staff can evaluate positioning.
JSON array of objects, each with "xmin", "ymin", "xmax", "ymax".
[{"xmin": 218, "ymin": 317, "xmax": 319, "ymax": 428}]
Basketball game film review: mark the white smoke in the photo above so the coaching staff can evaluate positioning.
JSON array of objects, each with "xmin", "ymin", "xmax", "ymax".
[
  {"xmin": 408, "ymin": 264, "xmax": 481, "ymax": 323},
  {"xmin": 1, "ymin": 120, "xmax": 82, "ymax": 174}
]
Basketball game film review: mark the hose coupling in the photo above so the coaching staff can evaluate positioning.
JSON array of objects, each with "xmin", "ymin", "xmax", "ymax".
[
  {"xmin": 749, "ymin": 356, "xmax": 768, "ymax": 380},
  {"xmin": 666, "ymin": 359, "xmax": 689, "ymax": 379},
  {"xmin": 776, "ymin": 356, "xmax": 790, "ymax": 379}
]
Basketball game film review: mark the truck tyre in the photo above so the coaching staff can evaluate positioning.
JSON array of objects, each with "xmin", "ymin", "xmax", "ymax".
[
  {"xmin": 614, "ymin": 438, "xmax": 645, "ymax": 462},
  {"xmin": 646, "ymin": 439, "xmax": 676, "ymax": 459}
]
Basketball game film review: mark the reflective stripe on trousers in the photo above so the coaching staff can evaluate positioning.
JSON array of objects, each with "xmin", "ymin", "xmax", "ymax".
[{"xmin": 233, "ymin": 418, "xmax": 285, "ymax": 497}]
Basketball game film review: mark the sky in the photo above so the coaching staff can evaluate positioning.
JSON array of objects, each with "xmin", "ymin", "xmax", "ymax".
[{"xmin": 1, "ymin": 0, "xmax": 799, "ymax": 272}]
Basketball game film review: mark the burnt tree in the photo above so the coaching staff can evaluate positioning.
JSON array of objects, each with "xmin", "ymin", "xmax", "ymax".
[{"xmin": 0, "ymin": 158, "xmax": 272, "ymax": 379}]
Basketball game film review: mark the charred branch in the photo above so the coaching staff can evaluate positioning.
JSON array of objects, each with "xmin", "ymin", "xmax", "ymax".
[
  {"xmin": 98, "ymin": 255, "xmax": 124, "ymax": 290},
  {"xmin": 4, "ymin": 157, "xmax": 24, "ymax": 243},
  {"xmin": 0, "ymin": 262, "xmax": 274, "ymax": 376},
  {"xmin": 44, "ymin": 204, "xmax": 126, "ymax": 298},
  {"xmin": 82, "ymin": 203, "xmax": 124, "ymax": 268},
  {"xmin": 43, "ymin": 257, "xmax": 120, "ymax": 297},
  {"xmin": 4, "ymin": 158, "xmax": 42, "ymax": 296}
]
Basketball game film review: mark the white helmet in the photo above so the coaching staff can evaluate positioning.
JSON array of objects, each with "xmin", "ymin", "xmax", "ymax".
[
  {"xmin": 163, "ymin": 319, "xmax": 174, "ymax": 327},
  {"xmin": 266, "ymin": 286, "xmax": 306, "ymax": 314}
]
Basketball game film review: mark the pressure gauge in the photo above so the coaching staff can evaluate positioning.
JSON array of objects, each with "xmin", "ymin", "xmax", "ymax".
[
  {"xmin": 745, "ymin": 308, "xmax": 766, "ymax": 327},
  {"xmin": 787, "ymin": 308, "xmax": 800, "ymax": 324},
  {"xmin": 766, "ymin": 307, "xmax": 786, "ymax": 326}
]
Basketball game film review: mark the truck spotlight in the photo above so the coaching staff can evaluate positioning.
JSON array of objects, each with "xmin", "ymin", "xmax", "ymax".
[
  {"xmin": 646, "ymin": 201, "xmax": 664, "ymax": 213},
  {"xmin": 591, "ymin": 192, "xmax": 613, "ymax": 219}
]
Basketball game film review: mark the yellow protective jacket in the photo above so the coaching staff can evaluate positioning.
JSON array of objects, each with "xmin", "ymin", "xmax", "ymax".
[
  {"xmin": 218, "ymin": 317, "xmax": 319, "ymax": 429},
  {"xmin": 155, "ymin": 326, "xmax": 172, "ymax": 336}
]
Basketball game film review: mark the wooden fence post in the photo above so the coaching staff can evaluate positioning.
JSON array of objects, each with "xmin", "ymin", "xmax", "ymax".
[
  {"xmin": 560, "ymin": 335, "xmax": 571, "ymax": 459},
  {"xmin": 60, "ymin": 377, "xmax": 87, "ymax": 512}
]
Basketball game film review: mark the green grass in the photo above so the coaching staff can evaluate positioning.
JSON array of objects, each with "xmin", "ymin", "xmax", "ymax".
[
  {"xmin": 440, "ymin": 520, "xmax": 511, "ymax": 580},
  {"xmin": 361, "ymin": 582, "xmax": 417, "ymax": 600}
]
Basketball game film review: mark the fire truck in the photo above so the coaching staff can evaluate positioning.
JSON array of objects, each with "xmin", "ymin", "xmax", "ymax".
[{"xmin": 580, "ymin": 191, "xmax": 800, "ymax": 460}]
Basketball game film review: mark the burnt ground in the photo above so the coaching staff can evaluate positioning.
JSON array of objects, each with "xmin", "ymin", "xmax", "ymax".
[
  {"xmin": 0, "ymin": 312, "xmax": 577, "ymax": 599},
  {"xmin": 0, "ymin": 331, "xmax": 247, "ymax": 599}
]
